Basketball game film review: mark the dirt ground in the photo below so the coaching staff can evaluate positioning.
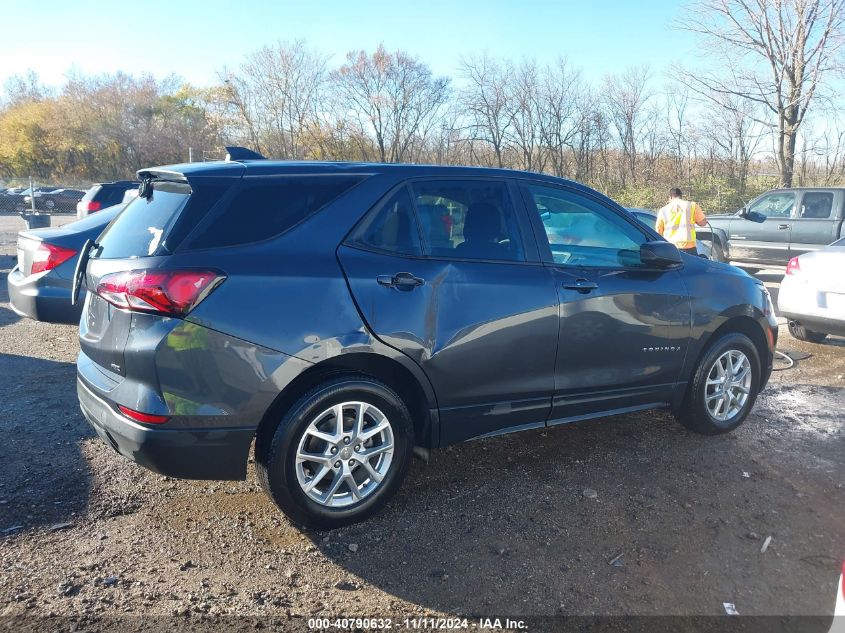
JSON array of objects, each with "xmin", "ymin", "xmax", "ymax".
[{"xmin": 0, "ymin": 214, "xmax": 843, "ymax": 629}]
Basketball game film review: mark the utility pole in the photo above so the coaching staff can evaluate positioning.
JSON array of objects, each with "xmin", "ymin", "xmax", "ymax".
[{"xmin": 189, "ymin": 147, "xmax": 193, "ymax": 163}]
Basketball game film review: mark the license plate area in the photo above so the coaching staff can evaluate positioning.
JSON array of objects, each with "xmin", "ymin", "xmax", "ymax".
[{"xmin": 824, "ymin": 292, "xmax": 845, "ymax": 312}]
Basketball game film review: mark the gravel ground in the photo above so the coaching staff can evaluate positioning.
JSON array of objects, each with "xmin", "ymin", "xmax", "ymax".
[{"xmin": 0, "ymin": 214, "xmax": 843, "ymax": 629}]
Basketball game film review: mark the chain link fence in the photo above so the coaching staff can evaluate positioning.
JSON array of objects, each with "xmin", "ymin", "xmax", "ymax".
[{"xmin": 0, "ymin": 180, "xmax": 92, "ymax": 216}]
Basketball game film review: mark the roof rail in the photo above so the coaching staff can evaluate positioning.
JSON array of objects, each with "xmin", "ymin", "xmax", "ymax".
[{"xmin": 224, "ymin": 146, "xmax": 267, "ymax": 161}]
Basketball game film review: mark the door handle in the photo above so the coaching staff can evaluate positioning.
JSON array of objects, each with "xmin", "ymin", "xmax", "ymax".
[
  {"xmin": 778, "ymin": 224, "xmax": 790, "ymax": 229},
  {"xmin": 562, "ymin": 279, "xmax": 598, "ymax": 293},
  {"xmin": 377, "ymin": 272, "xmax": 424, "ymax": 290}
]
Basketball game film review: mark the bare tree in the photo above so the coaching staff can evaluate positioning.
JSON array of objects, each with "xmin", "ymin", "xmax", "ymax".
[
  {"xmin": 459, "ymin": 54, "xmax": 516, "ymax": 168},
  {"xmin": 220, "ymin": 41, "xmax": 328, "ymax": 159},
  {"xmin": 332, "ymin": 44, "xmax": 449, "ymax": 163},
  {"xmin": 537, "ymin": 58, "xmax": 583, "ymax": 178},
  {"xmin": 506, "ymin": 60, "xmax": 544, "ymax": 172},
  {"xmin": 603, "ymin": 66, "xmax": 652, "ymax": 185},
  {"xmin": 679, "ymin": 0, "xmax": 845, "ymax": 187}
]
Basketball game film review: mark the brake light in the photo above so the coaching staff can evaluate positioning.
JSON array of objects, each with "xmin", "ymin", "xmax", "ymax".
[
  {"xmin": 786, "ymin": 257, "xmax": 801, "ymax": 275},
  {"xmin": 30, "ymin": 243, "xmax": 77, "ymax": 274},
  {"xmin": 117, "ymin": 405, "xmax": 169, "ymax": 424},
  {"xmin": 95, "ymin": 269, "xmax": 225, "ymax": 317},
  {"xmin": 77, "ymin": 200, "xmax": 101, "ymax": 213}
]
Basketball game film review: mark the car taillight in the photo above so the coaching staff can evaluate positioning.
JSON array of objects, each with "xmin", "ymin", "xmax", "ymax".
[
  {"xmin": 77, "ymin": 200, "xmax": 101, "ymax": 213},
  {"xmin": 30, "ymin": 243, "xmax": 77, "ymax": 274},
  {"xmin": 95, "ymin": 269, "xmax": 225, "ymax": 317},
  {"xmin": 117, "ymin": 405, "xmax": 169, "ymax": 425},
  {"xmin": 786, "ymin": 257, "xmax": 801, "ymax": 275}
]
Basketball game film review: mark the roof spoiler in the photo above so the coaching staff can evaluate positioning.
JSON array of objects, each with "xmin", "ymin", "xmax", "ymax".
[
  {"xmin": 136, "ymin": 168, "xmax": 189, "ymax": 200},
  {"xmin": 224, "ymin": 146, "xmax": 266, "ymax": 161}
]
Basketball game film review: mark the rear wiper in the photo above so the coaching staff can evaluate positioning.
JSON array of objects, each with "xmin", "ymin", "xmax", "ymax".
[{"xmin": 71, "ymin": 239, "xmax": 98, "ymax": 306}]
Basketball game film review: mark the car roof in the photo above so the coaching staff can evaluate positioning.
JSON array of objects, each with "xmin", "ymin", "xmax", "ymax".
[
  {"xmin": 137, "ymin": 159, "xmax": 600, "ymax": 193},
  {"xmin": 762, "ymin": 187, "xmax": 845, "ymax": 192}
]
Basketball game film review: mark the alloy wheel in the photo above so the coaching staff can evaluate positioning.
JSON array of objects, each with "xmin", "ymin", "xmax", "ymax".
[
  {"xmin": 704, "ymin": 349, "xmax": 752, "ymax": 422},
  {"xmin": 295, "ymin": 402, "xmax": 394, "ymax": 508}
]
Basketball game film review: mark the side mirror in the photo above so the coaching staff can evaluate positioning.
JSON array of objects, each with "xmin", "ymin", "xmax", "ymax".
[
  {"xmin": 737, "ymin": 207, "xmax": 748, "ymax": 218},
  {"xmin": 641, "ymin": 241, "xmax": 683, "ymax": 268},
  {"xmin": 745, "ymin": 210, "xmax": 767, "ymax": 223}
]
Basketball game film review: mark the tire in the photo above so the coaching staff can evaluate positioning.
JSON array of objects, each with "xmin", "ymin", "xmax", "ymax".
[
  {"xmin": 256, "ymin": 375, "xmax": 414, "ymax": 530},
  {"xmin": 674, "ymin": 332, "xmax": 761, "ymax": 435},
  {"xmin": 787, "ymin": 320, "xmax": 827, "ymax": 343}
]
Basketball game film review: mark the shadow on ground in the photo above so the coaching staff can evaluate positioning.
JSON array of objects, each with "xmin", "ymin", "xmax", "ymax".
[
  {"xmin": 303, "ymin": 382, "xmax": 844, "ymax": 615},
  {"xmin": 0, "ymin": 352, "xmax": 92, "ymax": 534}
]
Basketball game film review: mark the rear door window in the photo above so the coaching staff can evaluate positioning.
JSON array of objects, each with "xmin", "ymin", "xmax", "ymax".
[
  {"xmin": 798, "ymin": 192, "xmax": 834, "ymax": 219},
  {"xmin": 186, "ymin": 175, "xmax": 365, "ymax": 249},
  {"xmin": 410, "ymin": 180, "xmax": 525, "ymax": 262}
]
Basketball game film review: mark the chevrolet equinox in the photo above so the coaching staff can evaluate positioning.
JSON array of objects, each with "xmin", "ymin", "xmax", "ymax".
[{"xmin": 76, "ymin": 148, "xmax": 778, "ymax": 529}]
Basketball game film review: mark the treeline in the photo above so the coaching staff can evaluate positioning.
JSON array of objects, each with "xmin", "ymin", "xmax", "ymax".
[{"xmin": 1, "ymin": 37, "xmax": 844, "ymax": 212}]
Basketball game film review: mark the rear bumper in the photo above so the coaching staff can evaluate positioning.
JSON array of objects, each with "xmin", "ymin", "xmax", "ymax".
[
  {"xmin": 7, "ymin": 266, "xmax": 83, "ymax": 325},
  {"xmin": 778, "ymin": 276, "xmax": 845, "ymax": 336},
  {"xmin": 781, "ymin": 313, "xmax": 845, "ymax": 337},
  {"xmin": 77, "ymin": 375, "xmax": 254, "ymax": 480}
]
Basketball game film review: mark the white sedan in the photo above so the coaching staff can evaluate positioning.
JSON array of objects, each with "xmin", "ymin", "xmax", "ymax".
[{"xmin": 778, "ymin": 236, "xmax": 845, "ymax": 342}]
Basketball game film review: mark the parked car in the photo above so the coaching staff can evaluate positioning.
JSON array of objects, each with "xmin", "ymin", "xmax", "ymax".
[
  {"xmin": 777, "ymin": 235, "xmax": 845, "ymax": 342},
  {"xmin": 8, "ymin": 204, "xmax": 125, "ymax": 324},
  {"xmin": 626, "ymin": 207, "xmax": 729, "ymax": 262},
  {"xmin": 76, "ymin": 150, "xmax": 778, "ymax": 529},
  {"xmin": 25, "ymin": 188, "xmax": 87, "ymax": 213},
  {"xmin": 77, "ymin": 180, "xmax": 139, "ymax": 218},
  {"xmin": 708, "ymin": 188, "xmax": 845, "ymax": 270},
  {"xmin": 0, "ymin": 187, "xmax": 51, "ymax": 212},
  {"xmin": 0, "ymin": 188, "xmax": 24, "ymax": 212}
]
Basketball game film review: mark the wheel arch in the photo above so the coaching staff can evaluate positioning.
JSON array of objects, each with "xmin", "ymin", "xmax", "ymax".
[
  {"xmin": 684, "ymin": 315, "xmax": 770, "ymax": 395},
  {"xmin": 256, "ymin": 352, "xmax": 439, "ymax": 457}
]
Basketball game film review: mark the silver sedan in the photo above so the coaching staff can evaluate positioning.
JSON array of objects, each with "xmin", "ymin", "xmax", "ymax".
[{"xmin": 778, "ymin": 236, "xmax": 845, "ymax": 342}]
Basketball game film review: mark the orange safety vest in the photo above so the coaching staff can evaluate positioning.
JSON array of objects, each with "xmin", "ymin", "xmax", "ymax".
[{"xmin": 656, "ymin": 200, "xmax": 704, "ymax": 250}]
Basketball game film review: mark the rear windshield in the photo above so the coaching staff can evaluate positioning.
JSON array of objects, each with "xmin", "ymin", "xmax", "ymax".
[
  {"xmin": 184, "ymin": 175, "xmax": 365, "ymax": 249},
  {"xmin": 96, "ymin": 182, "xmax": 191, "ymax": 258},
  {"xmin": 99, "ymin": 187, "xmax": 127, "ymax": 207},
  {"xmin": 79, "ymin": 186, "xmax": 101, "ymax": 203}
]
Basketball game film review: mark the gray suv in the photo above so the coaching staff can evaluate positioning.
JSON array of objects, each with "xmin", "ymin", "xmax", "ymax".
[{"xmin": 76, "ymin": 150, "xmax": 778, "ymax": 529}]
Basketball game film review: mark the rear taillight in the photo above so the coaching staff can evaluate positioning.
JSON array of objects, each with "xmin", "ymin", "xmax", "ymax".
[
  {"xmin": 786, "ymin": 257, "xmax": 801, "ymax": 275},
  {"xmin": 95, "ymin": 269, "xmax": 225, "ymax": 317},
  {"xmin": 30, "ymin": 243, "xmax": 77, "ymax": 274},
  {"xmin": 77, "ymin": 200, "xmax": 101, "ymax": 213},
  {"xmin": 117, "ymin": 405, "xmax": 169, "ymax": 425}
]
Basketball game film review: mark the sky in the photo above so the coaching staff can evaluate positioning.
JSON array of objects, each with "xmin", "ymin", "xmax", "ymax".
[{"xmin": 1, "ymin": 0, "xmax": 689, "ymax": 89}]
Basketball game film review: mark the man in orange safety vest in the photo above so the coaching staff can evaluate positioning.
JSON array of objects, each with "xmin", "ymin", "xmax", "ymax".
[{"xmin": 655, "ymin": 188, "xmax": 707, "ymax": 256}]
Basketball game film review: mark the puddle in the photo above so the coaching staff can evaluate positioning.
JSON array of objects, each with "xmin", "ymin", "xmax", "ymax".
[{"xmin": 758, "ymin": 385, "xmax": 845, "ymax": 436}]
